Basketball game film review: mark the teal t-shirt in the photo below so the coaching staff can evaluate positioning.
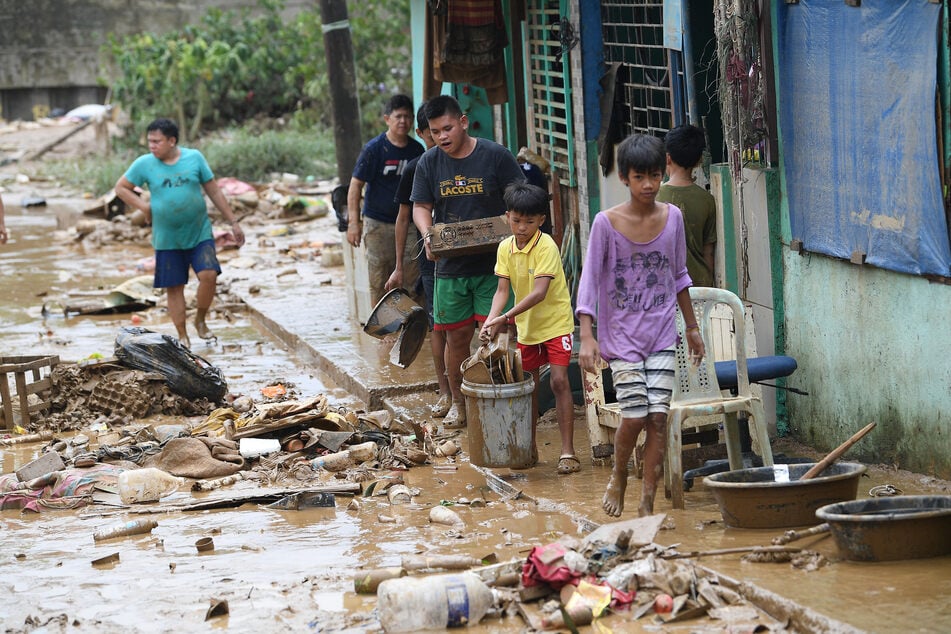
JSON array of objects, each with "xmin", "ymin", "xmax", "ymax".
[{"xmin": 124, "ymin": 147, "xmax": 215, "ymax": 250}]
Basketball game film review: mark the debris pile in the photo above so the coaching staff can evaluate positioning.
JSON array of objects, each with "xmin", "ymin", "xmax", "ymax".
[{"xmin": 45, "ymin": 361, "xmax": 216, "ymax": 432}]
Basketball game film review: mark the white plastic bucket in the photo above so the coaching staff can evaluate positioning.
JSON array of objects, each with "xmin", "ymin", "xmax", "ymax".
[{"xmin": 461, "ymin": 377, "xmax": 535, "ymax": 468}]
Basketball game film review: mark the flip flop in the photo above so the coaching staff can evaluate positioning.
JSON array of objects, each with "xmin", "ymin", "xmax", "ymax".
[{"xmin": 557, "ymin": 454, "xmax": 581, "ymax": 475}]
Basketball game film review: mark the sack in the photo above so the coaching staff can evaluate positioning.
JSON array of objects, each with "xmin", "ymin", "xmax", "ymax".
[{"xmin": 114, "ymin": 327, "xmax": 228, "ymax": 402}]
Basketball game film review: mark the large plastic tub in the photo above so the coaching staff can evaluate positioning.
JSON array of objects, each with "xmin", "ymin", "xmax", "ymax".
[
  {"xmin": 703, "ymin": 462, "xmax": 866, "ymax": 528},
  {"xmin": 816, "ymin": 495, "xmax": 951, "ymax": 561}
]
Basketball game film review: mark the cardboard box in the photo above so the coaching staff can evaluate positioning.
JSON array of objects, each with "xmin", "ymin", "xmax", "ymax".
[{"xmin": 429, "ymin": 215, "xmax": 510, "ymax": 257}]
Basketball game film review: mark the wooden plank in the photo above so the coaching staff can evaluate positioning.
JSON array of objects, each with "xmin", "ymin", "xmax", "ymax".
[
  {"xmin": 0, "ymin": 356, "xmax": 57, "ymax": 372},
  {"xmin": 14, "ymin": 372, "xmax": 29, "ymax": 426},
  {"xmin": 25, "ymin": 377, "xmax": 52, "ymax": 394},
  {"xmin": 0, "ymin": 371, "xmax": 13, "ymax": 429}
]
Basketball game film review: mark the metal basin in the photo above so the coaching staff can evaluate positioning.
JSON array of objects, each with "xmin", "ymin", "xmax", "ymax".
[
  {"xmin": 703, "ymin": 462, "xmax": 866, "ymax": 529},
  {"xmin": 816, "ymin": 495, "xmax": 951, "ymax": 562}
]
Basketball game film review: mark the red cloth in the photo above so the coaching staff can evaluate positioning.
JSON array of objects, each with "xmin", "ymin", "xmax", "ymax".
[{"xmin": 521, "ymin": 543, "xmax": 582, "ymax": 590}]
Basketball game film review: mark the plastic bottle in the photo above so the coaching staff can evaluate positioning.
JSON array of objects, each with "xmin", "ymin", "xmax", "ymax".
[
  {"xmin": 376, "ymin": 571, "xmax": 494, "ymax": 632},
  {"xmin": 117, "ymin": 467, "xmax": 184, "ymax": 504},
  {"xmin": 429, "ymin": 505, "xmax": 464, "ymax": 528},
  {"xmin": 311, "ymin": 450, "xmax": 352, "ymax": 472},
  {"xmin": 93, "ymin": 518, "xmax": 158, "ymax": 541},
  {"xmin": 347, "ymin": 441, "xmax": 378, "ymax": 463}
]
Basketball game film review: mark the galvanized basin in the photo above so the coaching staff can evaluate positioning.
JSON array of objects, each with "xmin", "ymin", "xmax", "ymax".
[
  {"xmin": 703, "ymin": 462, "xmax": 866, "ymax": 529},
  {"xmin": 816, "ymin": 495, "xmax": 951, "ymax": 562}
]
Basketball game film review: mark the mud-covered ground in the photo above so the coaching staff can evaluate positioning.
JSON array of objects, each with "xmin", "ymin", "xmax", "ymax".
[{"xmin": 2, "ymin": 120, "xmax": 951, "ymax": 633}]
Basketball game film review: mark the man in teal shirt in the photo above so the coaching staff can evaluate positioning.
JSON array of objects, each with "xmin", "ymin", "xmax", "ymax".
[{"xmin": 115, "ymin": 118, "xmax": 244, "ymax": 349}]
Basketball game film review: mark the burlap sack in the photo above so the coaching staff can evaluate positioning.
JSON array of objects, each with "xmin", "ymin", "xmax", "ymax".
[{"xmin": 144, "ymin": 437, "xmax": 245, "ymax": 479}]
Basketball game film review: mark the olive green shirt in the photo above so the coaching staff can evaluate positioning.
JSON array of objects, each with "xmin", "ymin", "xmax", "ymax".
[{"xmin": 657, "ymin": 183, "xmax": 717, "ymax": 287}]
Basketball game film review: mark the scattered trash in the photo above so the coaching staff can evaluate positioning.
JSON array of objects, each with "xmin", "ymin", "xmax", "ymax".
[
  {"xmin": 91, "ymin": 552, "xmax": 120, "ymax": 567},
  {"xmin": 238, "ymin": 437, "xmax": 281, "ymax": 459},
  {"xmin": 260, "ymin": 384, "xmax": 287, "ymax": 399},
  {"xmin": 429, "ymin": 505, "xmax": 465, "ymax": 528},
  {"xmin": 401, "ymin": 554, "xmax": 496, "ymax": 572},
  {"xmin": 20, "ymin": 196, "xmax": 47, "ymax": 207},
  {"xmin": 386, "ymin": 484, "xmax": 413, "ymax": 504},
  {"xmin": 15, "ymin": 451, "xmax": 65, "ymax": 482},
  {"xmin": 869, "ymin": 484, "xmax": 903, "ymax": 497},
  {"xmin": 92, "ymin": 518, "xmax": 158, "ymax": 541},
  {"xmin": 114, "ymin": 327, "xmax": 228, "ymax": 402},
  {"xmin": 354, "ymin": 567, "xmax": 407, "ymax": 594},
  {"xmin": 266, "ymin": 491, "xmax": 336, "ymax": 510},
  {"xmin": 117, "ymin": 467, "xmax": 184, "ymax": 504},
  {"xmin": 376, "ymin": 571, "xmax": 494, "ymax": 632},
  {"xmin": 195, "ymin": 537, "xmax": 215, "ymax": 553},
  {"xmin": 205, "ymin": 599, "xmax": 229, "ymax": 621}
]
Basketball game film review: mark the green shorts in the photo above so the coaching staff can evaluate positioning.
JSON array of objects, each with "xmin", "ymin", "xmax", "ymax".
[{"xmin": 433, "ymin": 274, "xmax": 511, "ymax": 330}]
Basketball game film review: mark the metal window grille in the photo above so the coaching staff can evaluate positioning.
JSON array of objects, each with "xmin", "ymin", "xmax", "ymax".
[
  {"xmin": 601, "ymin": 0, "xmax": 680, "ymax": 138},
  {"xmin": 526, "ymin": 0, "xmax": 574, "ymax": 185}
]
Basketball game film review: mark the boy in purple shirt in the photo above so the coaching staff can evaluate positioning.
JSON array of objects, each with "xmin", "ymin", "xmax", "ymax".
[{"xmin": 576, "ymin": 134, "xmax": 704, "ymax": 517}]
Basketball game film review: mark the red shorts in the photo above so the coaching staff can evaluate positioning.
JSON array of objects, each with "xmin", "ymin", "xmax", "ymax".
[{"xmin": 518, "ymin": 333, "xmax": 573, "ymax": 372}]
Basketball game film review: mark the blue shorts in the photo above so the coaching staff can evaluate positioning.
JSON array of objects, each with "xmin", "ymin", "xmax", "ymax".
[{"xmin": 154, "ymin": 239, "xmax": 221, "ymax": 288}]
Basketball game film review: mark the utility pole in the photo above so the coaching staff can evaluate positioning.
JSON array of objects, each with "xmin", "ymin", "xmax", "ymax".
[{"xmin": 319, "ymin": 0, "xmax": 362, "ymax": 187}]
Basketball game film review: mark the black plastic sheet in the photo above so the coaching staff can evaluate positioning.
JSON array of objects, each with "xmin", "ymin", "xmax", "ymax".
[{"xmin": 114, "ymin": 327, "xmax": 228, "ymax": 402}]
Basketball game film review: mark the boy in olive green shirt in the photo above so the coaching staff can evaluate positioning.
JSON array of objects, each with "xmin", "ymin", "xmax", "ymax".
[{"xmin": 656, "ymin": 124, "xmax": 717, "ymax": 287}]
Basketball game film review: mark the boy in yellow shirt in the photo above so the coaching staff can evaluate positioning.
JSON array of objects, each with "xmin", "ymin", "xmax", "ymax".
[{"xmin": 480, "ymin": 183, "xmax": 579, "ymax": 474}]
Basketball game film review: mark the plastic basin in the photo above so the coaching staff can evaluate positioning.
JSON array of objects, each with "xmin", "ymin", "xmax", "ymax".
[
  {"xmin": 703, "ymin": 462, "xmax": 866, "ymax": 529},
  {"xmin": 816, "ymin": 495, "xmax": 951, "ymax": 561}
]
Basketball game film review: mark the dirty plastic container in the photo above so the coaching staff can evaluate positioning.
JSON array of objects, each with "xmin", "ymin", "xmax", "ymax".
[
  {"xmin": 239, "ymin": 437, "xmax": 281, "ymax": 459},
  {"xmin": 376, "ymin": 571, "xmax": 494, "ymax": 632},
  {"xmin": 461, "ymin": 377, "xmax": 535, "ymax": 468},
  {"xmin": 93, "ymin": 518, "xmax": 158, "ymax": 541},
  {"xmin": 117, "ymin": 468, "xmax": 184, "ymax": 504},
  {"xmin": 347, "ymin": 441, "xmax": 378, "ymax": 463}
]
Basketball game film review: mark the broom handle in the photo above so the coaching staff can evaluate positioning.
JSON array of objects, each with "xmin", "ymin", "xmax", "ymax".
[{"xmin": 800, "ymin": 422, "xmax": 877, "ymax": 480}]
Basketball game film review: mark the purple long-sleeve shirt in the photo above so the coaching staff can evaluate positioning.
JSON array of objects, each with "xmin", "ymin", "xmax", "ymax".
[{"xmin": 575, "ymin": 204, "xmax": 692, "ymax": 363}]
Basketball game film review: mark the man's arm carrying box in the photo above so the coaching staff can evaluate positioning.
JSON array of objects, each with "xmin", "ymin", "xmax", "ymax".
[{"xmin": 429, "ymin": 214, "xmax": 511, "ymax": 257}]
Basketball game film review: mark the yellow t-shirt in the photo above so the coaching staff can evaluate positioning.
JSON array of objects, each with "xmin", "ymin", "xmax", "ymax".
[{"xmin": 495, "ymin": 231, "xmax": 575, "ymax": 345}]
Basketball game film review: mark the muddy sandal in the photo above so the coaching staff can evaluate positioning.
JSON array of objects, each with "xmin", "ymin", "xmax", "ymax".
[
  {"xmin": 557, "ymin": 455, "xmax": 581, "ymax": 475},
  {"xmin": 442, "ymin": 402, "xmax": 467, "ymax": 429}
]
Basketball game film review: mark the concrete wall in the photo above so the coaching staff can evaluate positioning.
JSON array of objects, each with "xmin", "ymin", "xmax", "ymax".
[
  {"xmin": 0, "ymin": 0, "xmax": 311, "ymax": 120},
  {"xmin": 782, "ymin": 252, "xmax": 951, "ymax": 477}
]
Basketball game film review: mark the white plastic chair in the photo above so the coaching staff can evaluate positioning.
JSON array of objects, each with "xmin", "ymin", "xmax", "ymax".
[
  {"xmin": 665, "ymin": 287, "xmax": 773, "ymax": 509},
  {"xmin": 582, "ymin": 287, "xmax": 773, "ymax": 510}
]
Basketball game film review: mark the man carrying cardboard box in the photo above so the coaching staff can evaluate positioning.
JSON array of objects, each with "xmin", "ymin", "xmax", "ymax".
[{"xmin": 411, "ymin": 95, "xmax": 526, "ymax": 428}]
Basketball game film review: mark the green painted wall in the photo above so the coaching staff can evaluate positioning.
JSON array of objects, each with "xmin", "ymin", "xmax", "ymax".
[{"xmin": 783, "ymin": 253, "xmax": 951, "ymax": 478}]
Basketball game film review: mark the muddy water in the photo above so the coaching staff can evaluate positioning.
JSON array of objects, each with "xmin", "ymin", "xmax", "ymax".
[
  {"xmin": 3, "ymin": 202, "xmax": 951, "ymax": 632},
  {"xmin": 4, "ymin": 424, "xmax": 951, "ymax": 633},
  {"xmin": 0, "ymin": 201, "xmax": 341, "ymax": 399}
]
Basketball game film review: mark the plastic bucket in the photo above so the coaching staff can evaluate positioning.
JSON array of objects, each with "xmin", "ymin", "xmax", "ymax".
[{"xmin": 461, "ymin": 377, "xmax": 535, "ymax": 468}]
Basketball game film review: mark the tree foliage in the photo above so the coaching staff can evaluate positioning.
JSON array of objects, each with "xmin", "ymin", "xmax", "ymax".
[{"xmin": 105, "ymin": 0, "xmax": 411, "ymax": 142}]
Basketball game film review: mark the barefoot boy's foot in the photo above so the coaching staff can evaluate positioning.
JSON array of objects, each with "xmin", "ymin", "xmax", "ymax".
[
  {"xmin": 602, "ymin": 471, "xmax": 628, "ymax": 516},
  {"xmin": 179, "ymin": 335, "xmax": 191, "ymax": 350},
  {"xmin": 195, "ymin": 319, "xmax": 215, "ymax": 340}
]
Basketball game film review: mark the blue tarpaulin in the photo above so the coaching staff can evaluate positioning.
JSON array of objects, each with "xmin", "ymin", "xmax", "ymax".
[{"xmin": 777, "ymin": 0, "xmax": 950, "ymax": 276}]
